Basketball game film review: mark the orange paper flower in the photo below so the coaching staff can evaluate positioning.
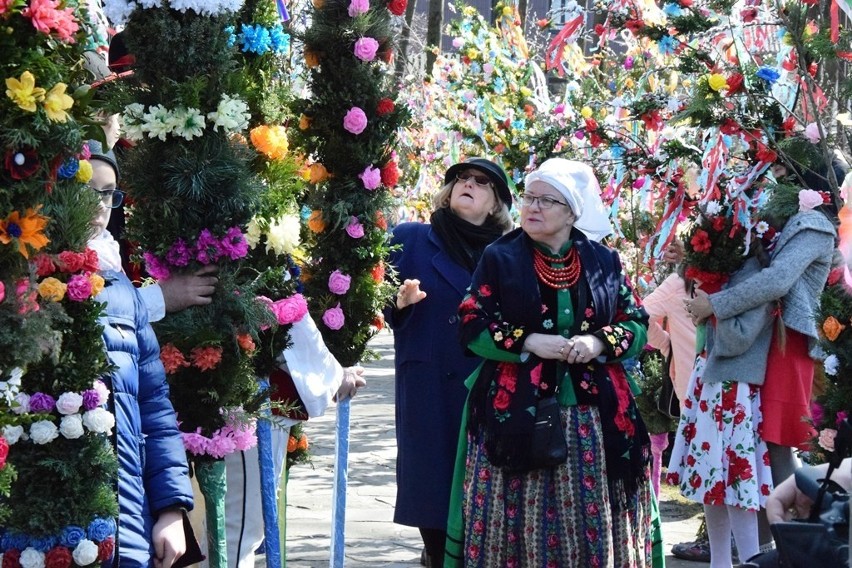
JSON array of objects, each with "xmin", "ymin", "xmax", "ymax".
[
  {"xmin": 307, "ymin": 210, "xmax": 326, "ymax": 233},
  {"xmin": 0, "ymin": 207, "xmax": 50, "ymax": 258},
  {"xmin": 160, "ymin": 344, "xmax": 190, "ymax": 374},
  {"xmin": 191, "ymin": 345, "xmax": 223, "ymax": 371},
  {"xmin": 298, "ymin": 114, "xmax": 312, "ymax": 130},
  {"xmin": 287, "ymin": 435, "xmax": 297, "ymax": 452},
  {"xmin": 308, "ymin": 162, "xmax": 329, "ymax": 184},
  {"xmin": 822, "ymin": 316, "xmax": 846, "ymax": 341},
  {"xmin": 304, "ymin": 51, "xmax": 320, "ymax": 68},
  {"xmin": 250, "ymin": 125, "xmax": 289, "ymax": 160},
  {"xmin": 296, "ymin": 434, "xmax": 309, "ymax": 451},
  {"xmin": 236, "ymin": 333, "xmax": 256, "ymax": 353}
]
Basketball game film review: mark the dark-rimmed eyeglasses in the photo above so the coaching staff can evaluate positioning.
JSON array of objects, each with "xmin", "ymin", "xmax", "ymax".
[
  {"xmin": 91, "ymin": 188, "xmax": 125, "ymax": 209},
  {"xmin": 456, "ymin": 172, "xmax": 493, "ymax": 187},
  {"xmin": 519, "ymin": 193, "xmax": 569, "ymax": 210}
]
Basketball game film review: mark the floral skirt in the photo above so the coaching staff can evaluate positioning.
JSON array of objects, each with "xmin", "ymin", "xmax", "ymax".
[
  {"xmin": 461, "ymin": 404, "xmax": 653, "ymax": 568},
  {"xmin": 666, "ymin": 356, "xmax": 773, "ymax": 511}
]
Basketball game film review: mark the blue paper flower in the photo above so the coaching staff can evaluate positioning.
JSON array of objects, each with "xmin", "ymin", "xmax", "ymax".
[
  {"xmin": 658, "ymin": 34, "xmax": 677, "ymax": 56},
  {"xmin": 57, "ymin": 157, "xmax": 79, "ymax": 179},
  {"xmin": 663, "ymin": 2, "xmax": 683, "ymax": 16},
  {"xmin": 493, "ymin": 77, "xmax": 506, "ymax": 95},
  {"xmin": 241, "ymin": 24, "xmax": 272, "ymax": 54},
  {"xmin": 269, "ymin": 25, "xmax": 290, "ymax": 54},
  {"xmin": 59, "ymin": 526, "xmax": 86, "ymax": 548},
  {"xmin": 756, "ymin": 66, "xmax": 780, "ymax": 85},
  {"xmin": 29, "ymin": 535, "xmax": 57, "ymax": 553},
  {"xmin": 225, "ymin": 25, "xmax": 237, "ymax": 48},
  {"xmin": 1, "ymin": 531, "xmax": 29, "ymax": 551},
  {"xmin": 88, "ymin": 517, "xmax": 116, "ymax": 542}
]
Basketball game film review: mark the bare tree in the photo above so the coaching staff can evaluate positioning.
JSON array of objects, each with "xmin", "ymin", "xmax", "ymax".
[{"xmin": 425, "ymin": 0, "xmax": 443, "ymax": 75}]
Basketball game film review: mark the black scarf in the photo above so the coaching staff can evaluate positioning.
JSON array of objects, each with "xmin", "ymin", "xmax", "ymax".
[{"xmin": 430, "ymin": 207, "xmax": 503, "ymax": 272}]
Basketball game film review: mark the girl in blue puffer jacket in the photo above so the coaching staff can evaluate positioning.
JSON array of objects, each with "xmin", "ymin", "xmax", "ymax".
[{"xmin": 86, "ymin": 141, "xmax": 194, "ymax": 568}]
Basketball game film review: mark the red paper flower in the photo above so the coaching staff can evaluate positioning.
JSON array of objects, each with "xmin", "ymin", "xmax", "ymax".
[
  {"xmin": 387, "ymin": 0, "xmax": 406, "ymax": 16},
  {"xmin": 380, "ymin": 161, "xmax": 399, "ymax": 187},
  {"xmin": 5, "ymin": 148, "xmax": 39, "ymax": 180},
  {"xmin": 376, "ymin": 97, "xmax": 395, "ymax": 116},
  {"xmin": 0, "ymin": 437, "xmax": 8, "ymax": 469},
  {"xmin": 45, "ymin": 547, "xmax": 72, "ymax": 568},
  {"xmin": 97, "ymin": 537, "xmax": 115, "ymax": 562},
  {"xmin": 690, "ymin": 229, "xmax": 712, "ymax": 253},
  {"xmin": 726, "ymin": 73, "xmax": 744, "ymax": 95}
]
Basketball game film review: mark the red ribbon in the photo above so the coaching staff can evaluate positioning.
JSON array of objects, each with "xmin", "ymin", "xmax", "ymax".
[{"xmin": 544, "ymin": 15, "xmax": 584, "ymax": 77}]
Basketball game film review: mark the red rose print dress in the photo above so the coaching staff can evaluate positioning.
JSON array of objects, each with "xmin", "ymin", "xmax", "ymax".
[{"xmin": 666, "ymin": 355, "xmax": 773, "ymax": 511}]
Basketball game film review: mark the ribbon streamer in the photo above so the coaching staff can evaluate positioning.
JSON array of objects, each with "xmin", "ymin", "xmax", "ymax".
[
  {"xmin": 276, "ymin": 0, "xmax": 290, "ymax": 22},
  {"xmin": 257, "ymin": 378, "xmax": 282, "ymax": 568},
  {"xmin": 330, "ymin": 398, "xmax": 351, "ymax": 567},
  {"xmin": 544, "ymin": 15, "xmax": 584, "ymax": 76}
]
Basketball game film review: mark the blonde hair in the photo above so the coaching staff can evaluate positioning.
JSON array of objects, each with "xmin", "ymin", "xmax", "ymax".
[{"xmin": 432, "ymin": 180, "xmax": 513, "ymax": 233}]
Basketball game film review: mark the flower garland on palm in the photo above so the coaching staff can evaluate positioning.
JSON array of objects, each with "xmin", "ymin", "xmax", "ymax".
[
  {"xmin": 1, "ymin": 2, "xmax": 120, "ymax": 565},
  {"xmin": 102, "ymin": 0, "xmax": 273, "ymax": 462},
  {"xmin": 289, "ymin": 0, "xmax": 408, "ymax": 366}
]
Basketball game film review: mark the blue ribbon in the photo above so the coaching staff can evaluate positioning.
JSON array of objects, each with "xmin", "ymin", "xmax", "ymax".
[
  {"xmin": 330, "ymin": 398, "xmax": 350, "ymax": 567},
  {"xmin": 257, "ymin": 379, "xmax": 281, "ymax": 568},
  {"xmin": 276, "ymin": 0, "xmax": 290, "ymax": 22}
]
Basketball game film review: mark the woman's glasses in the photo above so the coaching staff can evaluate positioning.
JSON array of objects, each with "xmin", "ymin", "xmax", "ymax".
[
  {"xmin": 519, "ymin": 193, "xmax": 569, "ymax": 210},
  {"xmin": 91, "ymin": 188, "xmax": 125, "ymax": 209},
  {"xmin": 456, "ymin": 172, "xmax": 493, "ymax": 187}
]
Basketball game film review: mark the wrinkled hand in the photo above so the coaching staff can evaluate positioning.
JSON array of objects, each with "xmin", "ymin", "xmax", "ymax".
[
  {"xmin": 396, "ymin": 279, "xmax": 427, "ymax": 310},
  {"xmin": 160, "ymin": 265, "xmax": 219, "ymax": 314},
  {"xmin": 523, "ymin": 333, "xmax": 571, "ymax": 361},
  {"xmin": 151, "ymin": 509, "xmax": 185, "ymax": 568},
  {"xmin": 334, "ymin": 366, "xmax": 366, "ymax": 402},
  {"xmin": 765, "ymin": 474, "xmax": 815, "ymax": 524},
  {"xmin": 564, "ymin": 334, "xmax": 605, "ymax": 364},
  {"xmin": 662, "ymin": 240, "xmax": 685, "ymax": 265},
  {"xmin": 683, "ymin": 289, "xmax": 712, "ymax": 325}
]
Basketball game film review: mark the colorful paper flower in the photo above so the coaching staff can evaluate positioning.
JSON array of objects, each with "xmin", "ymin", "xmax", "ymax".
[
  {"xmin": 5, "ymin": 71, "xmax": 46, "ymax": 112},
  {"xmin": 322, "ymin": 303, "xmax": 345, "ymax": 330},
  {"xmin": 328, "ymin": 270, "xmax": 352, "ymax": 295},
  {"xmin": 190, "ymin": 346, "xmax": 224, "ymax": 372},
  {"xmin": 343, "ymin": 106, "xmax": 368, "ymax": 135},
  {"xmin": 4, "ymin": 148, "xmax": 39, "ymax": 180},
  {"xmin": 250, "ymin": 124, "xmax": 289, "ymax": 160},
  {"xmin": 0, "ymin": 208, "xmax": 50, "ymax": 258},
  {"xmin": 345, "ymin": 217, "xmax": 365, "ymax": 238},
  {"xmin": 348, "ymin": 0, "xmax": 369, "ymax": 17},
  {"xmin": 43, "ymin": 82, "xmax": 73, "ymax": 122},
  {"xmin": 358, "ymin": 164, "xmax": 381, "ymax": 189},
  {"xmin": 354, "ymin": 37, "xmax": 380, "ymax": 61}
]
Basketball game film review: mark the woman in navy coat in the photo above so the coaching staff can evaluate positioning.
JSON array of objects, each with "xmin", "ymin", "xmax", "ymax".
[{"xmin": 387, "ymin": 158, "xmax": 513, "ymax": 567}]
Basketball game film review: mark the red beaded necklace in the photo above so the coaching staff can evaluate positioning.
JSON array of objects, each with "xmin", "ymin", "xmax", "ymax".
[{"xmin": 533, "ymin": 246, "xmax": 581, "ymax": 289}]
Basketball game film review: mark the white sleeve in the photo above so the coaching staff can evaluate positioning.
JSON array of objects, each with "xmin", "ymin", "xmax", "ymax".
[
  {"xmin": 281, "ymin": 313, "xmax": 344, "ymax": 419},
  {"xmin": 137, "ymin": 283, "xmax": 166, "ymax": 323}
]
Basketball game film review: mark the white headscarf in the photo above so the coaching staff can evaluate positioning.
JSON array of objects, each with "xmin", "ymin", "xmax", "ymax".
[{"xmin": 524, "ymin": 158, "xmax": 612, "ymax": 242}]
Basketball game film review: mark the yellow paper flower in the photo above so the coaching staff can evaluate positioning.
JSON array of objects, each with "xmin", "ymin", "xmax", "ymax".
[
  {"xmin": 466, "ymin": 48, "xmax": 479, "ymax": 60},
  {"xmin": 42, "ymin": 83, "xmax": 73, "ymax": 122},
  {"xmin": 0, "ymin": 207, "xmax": 50, "ymax": 258},
  {"xmin": 707, "ymin": 73, "xmax": 729, "ymax": 92},
  {"xmin": 75, "ymin": 159, "xmax": 93, "ymax": 183},
  {"xmin": 37, "ymin": 277, "xmax": 67, "ymax": 302},
  {"xmin": 250, "ymin": 125, "xmax": 288, "ymax": 160},
  {"xmin": 5, "ymin": 71, "xmax": 45, "ymax": 113},
  {"xmin": 89, "ymin": 273, "xmax": 105, "ymax": 297},
  {"xmin": 580, "ymin": 106, "xmax": 593, "ymax": 119},
  {"xmin": 501, "ymin": 6, "xmax": 512, "ymax": 16}
]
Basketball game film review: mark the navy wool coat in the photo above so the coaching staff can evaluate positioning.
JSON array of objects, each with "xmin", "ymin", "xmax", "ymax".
[
  {"xmin": 98, "ymin": 271, "xmax": 193, "ymax": 567},
  {"xmin": 386, "ymin": 223, "xmax": 483, "ymax": 529}
]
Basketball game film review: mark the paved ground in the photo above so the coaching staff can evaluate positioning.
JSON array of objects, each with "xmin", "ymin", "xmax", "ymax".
[{"xmin": 282, "ymin": 329, "xmax": 705, "ymax": 567}]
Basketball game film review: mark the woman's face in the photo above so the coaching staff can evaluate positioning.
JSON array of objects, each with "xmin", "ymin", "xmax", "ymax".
[
  {"xmin": 448, "ymin": 168, "xmax": 498, "ymax": 226},
  {"xmin": 89, "ymin": 160, "xmax": 116, "ymax": 238},
  {"xmin": 520, "ymin": 180, "xmax": 576, "ymax": 250}
]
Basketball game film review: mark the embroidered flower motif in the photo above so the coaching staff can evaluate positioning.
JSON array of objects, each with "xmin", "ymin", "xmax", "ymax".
[{"xmin": 542, "ymin": 319, "xmax": 553, "ymax": 329}]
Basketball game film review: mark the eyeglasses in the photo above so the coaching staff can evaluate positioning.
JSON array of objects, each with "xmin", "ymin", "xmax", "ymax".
[
  {"xmin": 91, "ymin": 188, "xmax": 125, "ymax": 209},
  {"xmin": 520, "ymin": 193, "xmax": 569, "ymax": 210},
  {"xmin": 456, "ymin": 172, "xmax": 493, "ymax": 187}
]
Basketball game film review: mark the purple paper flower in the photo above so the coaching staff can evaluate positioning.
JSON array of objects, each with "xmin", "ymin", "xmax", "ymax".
[
  {"xmin": 354, "ymin": 37, "xmax": 380, "ymax": 61},
  {"xmin": 143, "ymin": 251, "xmax": 171, "ymax": 280},
  {"xmin": 183, "ymin": 430, "xmax": 210, "ymax": 455},
  {"xmin": 66, "ymin": 273, "xmax": 93, "ymax": 301},
  {"xmin": 322, "ymin": 303, "xmax": 345, "ymax": 330},
  {"xmin": 29, "ymin": 392, "xmax": 56, "ymax": 413},
  {"xmin": 358, "ymin": 164, "xmax": 381, "ymax": 190},
  {"xmin": 343, "ymin": 107, "xmax": 368, "ymax": 135},
  {"xmin": 220, "ymin": 226, "xmax": 249, "ymax": 260},
  {"xmin": 196, "ymin": 229, "xmax": 223, "ymax": 265},
  {"xmin": 82, "ymin": 389, "xmax": 101, "ymax": 411},
  {"xmin": 166, "ymin": 239, "xmax": 192, "ymax": 267},
  {"xmin": 348, "ymin": 0, "xmax": 369, "ymax": 17},
  {"xmin": 328, "ymin": 270, "xmax": 352, "ymax": 295},
  {"xmin": 345, "ymin": 217, "xmax": 365, "ymax": 238}
]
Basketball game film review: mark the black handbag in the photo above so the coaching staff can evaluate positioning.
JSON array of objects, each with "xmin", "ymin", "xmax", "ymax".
[{"xmin": 528, "ymin": 395, "xmax": 568, "ymax": 470}]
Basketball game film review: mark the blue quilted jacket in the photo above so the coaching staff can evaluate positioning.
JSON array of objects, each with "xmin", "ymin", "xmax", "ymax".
[{"xmin": 97, "ymin": 271, "xmax": 193, "ymax": 567}]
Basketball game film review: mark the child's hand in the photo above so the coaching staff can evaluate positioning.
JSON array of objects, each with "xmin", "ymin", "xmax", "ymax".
[{"xmin": 152, "ymin": 509, "xmax": 185, "ymax": 568}]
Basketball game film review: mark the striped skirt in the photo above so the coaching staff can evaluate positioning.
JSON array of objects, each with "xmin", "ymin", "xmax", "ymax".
[{"xmin": 460, "ymin": 405, "xmax": 653, "ymax": 568}]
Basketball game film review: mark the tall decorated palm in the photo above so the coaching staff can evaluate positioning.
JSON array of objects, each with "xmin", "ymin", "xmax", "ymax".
[
  {"xmin": 0, "ymin": 2, "xmax": 119, "ymax": 566},
  {"xmin": 289, "ymin": 0, "xmax": 409, "ymax": 367}
]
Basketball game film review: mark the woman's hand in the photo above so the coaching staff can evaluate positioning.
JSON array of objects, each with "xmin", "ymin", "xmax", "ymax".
[
  {"xmin": 151, "ymin": 509, "xmax": 185, "ymax": 568},
  {"xmin": 396, "ymin": 279, "xmax": 427, "ymax": 310},
  {"xmin": 683, "ymin": 289, "xmax": 713, "ymax": 325},
  {"xmin": 334, "ymin": 366, "xmax": 367, "ymax": 402},
  {"xmin": 521, "ymin": 333, "xmax": 604, "ymax": 363},
  {"xmin": 565, "ymin": 334, "xmax": 605, "ymax": 364}
]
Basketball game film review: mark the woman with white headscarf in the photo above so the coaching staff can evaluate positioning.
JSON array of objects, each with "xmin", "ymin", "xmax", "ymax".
[{"xmin": 444, "ymin": 158, "xmax": 655, "ymax": 567}]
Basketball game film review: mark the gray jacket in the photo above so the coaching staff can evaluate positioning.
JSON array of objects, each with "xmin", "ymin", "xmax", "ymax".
[{"xmin": 703, "ymin": 210, "xmax": 836, "ymax": 385}]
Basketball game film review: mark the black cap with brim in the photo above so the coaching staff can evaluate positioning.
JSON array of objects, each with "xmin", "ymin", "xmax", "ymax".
[
  {"xmin": 444, "ymin": 157, "xmax": 513, "ymax": 208},
  {"xmin": 87, "ymin": 139, "xmax": 120, "ymax": 184}
]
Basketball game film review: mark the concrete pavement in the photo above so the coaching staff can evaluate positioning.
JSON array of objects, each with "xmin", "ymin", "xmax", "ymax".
[{"xmin": 282, "ymin": 329, "xmax": 705, "ymax": 567}]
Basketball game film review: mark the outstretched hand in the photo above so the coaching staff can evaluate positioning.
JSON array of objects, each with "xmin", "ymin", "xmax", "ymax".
[
  {"xmin": 334, "ymin": 366, "xmax": 367, "ymax": 402},
  {"xmin": 396, "ymin": 279, "xmax": 427, "ymax": 310},
  {"xmin": 160, "ymin": 265, "xmax": 219, "ymax": 314}
]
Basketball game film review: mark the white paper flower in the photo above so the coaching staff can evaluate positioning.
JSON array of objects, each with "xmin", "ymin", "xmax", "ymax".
[
  {"xmin": 141, "ymin": 104, "xmax": 172, "ymax": 141},
  {"xmin": 137, "ymin": 0, "xmax": 162, "ymax": 7},
  {"xmin": 82, "ymin": 408, "xmax": 116, "ymax": 435},
  {"xmin": 3, "ymin": 425, "xmax": 24, "ymax": 445},
  {"xmin": 20, "ymin": 548, "xmax": 44, "ymax": 568},
  {"xmin": 245, "ymin": 217, "xmax": 262, "ymax": 249},
  {"xmin": 103, "ymin": 0, "xmax": 137, "ymax": 25},
  {"xmin": 56, "ymin": 392, "xmax": 84, "ymax": 415},
  {"xmin": 72, "ymin": 540, "xmax": 99, "ymax": 566},
  {"xmin": 824, "ymin": 354, "xmax": 840, "ymax": 376},
  {"xmin": 169, "ymin": 107, "xmax": 205, "ymax": 141},
  {"xmin": 13, "ymin": 392, "xmax": 30, "ymax": 414},
  {"xmin": 207, "ymin": 95, "xmax": 250, "ymax": 132},
  {"xmin": 704, "ymin": 200, "xmax": 721, "ymax": 216},
  {"xmin": 60, "ymin": 415, "xmax": 85, "ymax": 439},
  {"xmin": 265, "ymin": 214, "xmax": 301, "ymax": 256},
  {"xmin": 93, "ymin": 380, "xmax": 111, "ymax": 406},
  {"xmin": 30, "ymin": 421, "xmax": 59, "ymax": 445},
  {"xmin": 754, "ymin": 220, "xmax": 770, "ymax": 237}
]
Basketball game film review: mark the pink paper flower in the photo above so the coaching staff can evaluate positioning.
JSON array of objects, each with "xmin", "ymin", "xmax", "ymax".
[
  {"xmin": 798, "ymin": 189, "xmax": 824, "ymax": 211},
  {"xmin": 220, "ymin": 226, "xmax": 249, "ymax": 260},
  {"xmin": 196, "ymin": 229, "xmax": 223, "ymax": 264},
  {"xmin": 328, "ymin": 270, "xmax": 352, "ymax": 295},
  {"xmin": 354, "ymin": 37, "xmax": 380, "ymax": 61},
  {"xmin": 269, "ymin": 293, "xmax": 309, "ymax": 325},
  {"xmin": 166, "ymin": 239, "xmax": 192, "ymax": 267},
  {"xmin": 66, "ymin": 273, "xmax": 93, "ymax": 301},
  {"xmin": 345, "ymin": 217, "xmax": 365, "ymax": 238},
  {"xmin": 183, "ymin": 429, "xmax": 209, "ymax": 455},
  {"xmin": 143, "ymin": 251, "xmax": 171, "ymax": 280},
  {"xmin": 452, "ymin": 37, "xmax": 464, "ymax": 49},
  {"xmin": 22, "ymin": 0, "xmax": 79, "ymax": 42},
  {"xmin": 803, "ymin": 122, "xmax": 822, "ymax": 144},
  {"xmin": 322, "ymin": 303, "xmax": 345, "ymax": 330},
  {"xmin": 818, "ymin": 428, "xmax": 837, "ymax": 452},
  {"xmin": 343, "ymin": 107, "xmax": 368, "ymax": 135},
  {"xmin": 348, "ymin": 0, "xmax": 369, "ymax": 16},
  {"xmin": 0, "ymin": 281, "xmax": 4, "ymax": 304},
  {"xmin": 358, "ymin": 164, "xmax": 381, "ymax": 189},
  {"xmin": 206, "ymin": 429, "xmax": 237, "ymax": 459}
]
